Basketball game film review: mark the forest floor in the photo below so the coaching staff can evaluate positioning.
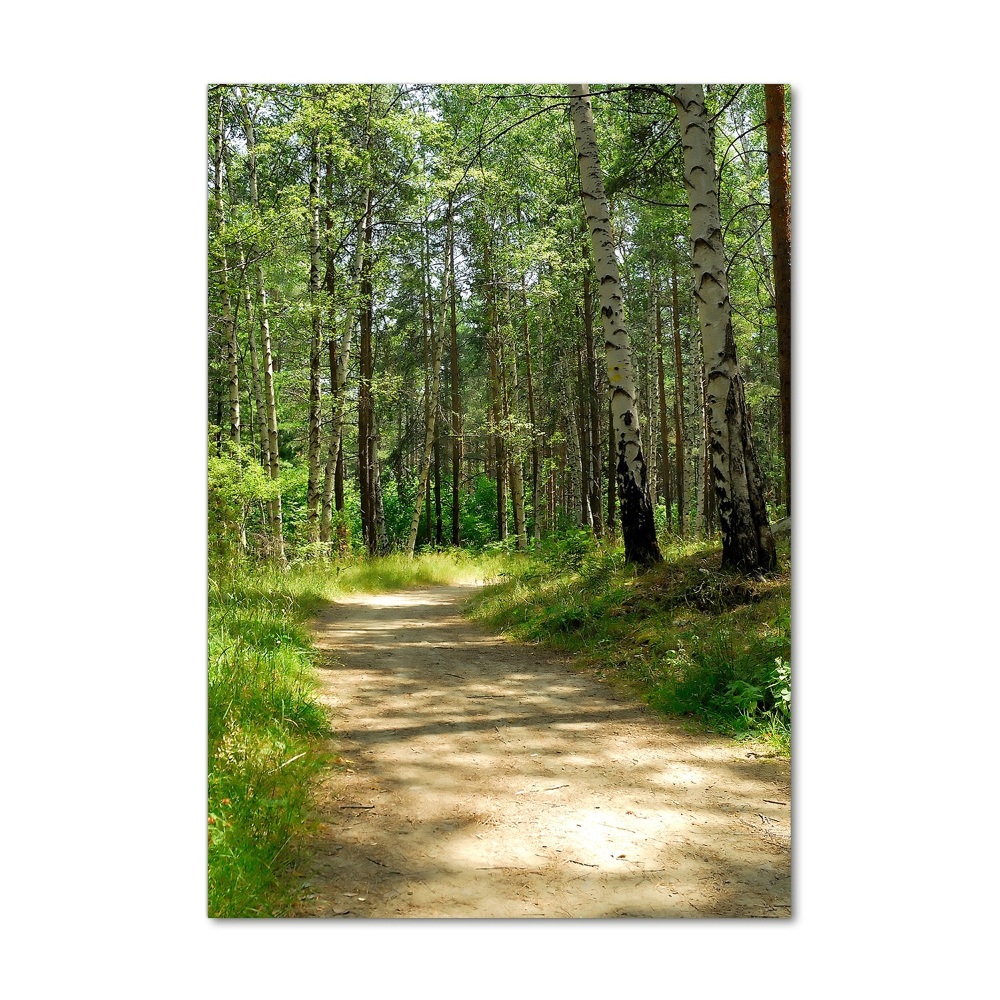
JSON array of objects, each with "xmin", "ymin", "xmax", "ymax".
[{"xmin": 292, "ymin": 583, "xmax": 790, "ymax": 918}]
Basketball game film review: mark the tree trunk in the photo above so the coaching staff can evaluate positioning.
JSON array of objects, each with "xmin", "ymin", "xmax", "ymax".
[
  {"xmin": 334, "ymin": 431, "xmax": 347, "ymax": 554},
  {"xmin": 238, "ymin": 256, "xmax": 268, "ymax": 470},
  {"xmin": 569, "ymin": 84, "xmax": 661, "ymax": 565},
  {"xmin": 520, "ymin": 266, "xmax": 540, "ymax": 543},
  {"xmin": 583, "ymin": 258, "xmax": 604, "ymax": 539},
  {"xmin": 560, "ymin": 348, "xmax": 583, "ymax": 529},
  {"xmin": 655, "ymin": 277, "xmax": 672, "ymax": 532},
  {"xmin": 503, "ymin": 319, "xmax": 528, "ymax": 551},
  {"xmin": 450, "ymin": 231, "xmax": 462, "ymax": 546},
  {"xmin": 358, "ymin": 198, "xmax": 377, "ymax": 554},
  {"xmin": 484, "ymin": 249, "xmax": 507, "ymax": 542},
  {"xmin": 606, "ymin": 400, "xmax": 616, "ymax": 533},
  {"xmin": 434, "ymin": 403, "xmax": 443, "ymax": 545},
  {"xmin": 765, "ymin": 84, "xmax": 792, "ymax": 518},
  {"xmin": 675, "ymin": 84, "xmax": 775, "ymax": 572},
  {"xmin": 373, "ymin": 430, "xmax": 389, "ymax": 554},
  {"xmin": 670, "ymin": 265, "xmax": 686, "ymax": 536},
  {"xmin": 406, "ymin": 208, "xmax": 452, "ymax": 555},
  {"xmin": 321, "ymin": 192, "xmax": 367, "ymax": 548},
  {"xmin": 238, "ymin": 90, "xmax": 283, "ymax": 561},
  {"xmin": 212, "ymin": 95, "xmax": 240, "ymax": 450},
  {"xmin": 422, "ymin": 228, "xmax": 433, "ymax": 547},
  {"xmin": 306, "ymin": 139, "xmax": 322, "ymax": 543}
]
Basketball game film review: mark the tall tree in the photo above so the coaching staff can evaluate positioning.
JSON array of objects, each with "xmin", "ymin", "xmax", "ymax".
[
  {"xmin": 236, "ymin": 88, "xmax": 284, "ymax": 561},
  {"xmin": 449, "ymin": 229, "xmax": 463, "ymax": 545},
  {"xmin": 674, "ymin": 85, "xmax": 775, "ymax": 572},
  {"xmin": 406, "ymin": 206, "xmax": 453, "ymax": 555},
  {"xmin": 670, "ymin": 264, "xmax": 686, "ymax": 536},
  {"xmin": 765, "ymin": 84, "xmax": 792, "ymax": 517},
  {"xmin": 569, "ymin": 84, "xmax": 661, "ymax": 566},
  {"xmin": 306, "ymin": 137, "xmax": 323, "ymax": 542},
  {"xmin": 211, "ymin": 94, "xmax": 240, "ymax": 450}
]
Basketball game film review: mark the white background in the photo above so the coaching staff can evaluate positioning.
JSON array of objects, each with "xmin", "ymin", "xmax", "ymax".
[{"xmin": 2, "ymin": 2, "xmax": 995, "ymax": 996}]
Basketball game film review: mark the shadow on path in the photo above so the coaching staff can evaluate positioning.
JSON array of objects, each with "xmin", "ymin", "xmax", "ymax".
[{"xmin": 294, "ymin": 584, "xmax": 790, "ymax": 918}]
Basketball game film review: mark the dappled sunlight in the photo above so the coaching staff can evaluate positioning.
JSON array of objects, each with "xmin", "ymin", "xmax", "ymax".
[
  {"xmin": 297, "ymin": 584, "xmax": 790, "ymax": 917},
  {"xmin": 333, "ymin": 592, "xmax": 459, "ymax": 609}
]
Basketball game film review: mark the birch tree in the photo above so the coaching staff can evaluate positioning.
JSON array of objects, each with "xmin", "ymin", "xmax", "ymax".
[
  {"xmin": 674, "ymin": 85, "xmax": 775, "ymax": 572},
  {"xmin": 211, "ymin": 94, "xmax": 239, "ymax": 450},
  {"xmin": 568, "ymin": 84, "xmax": 661, "ymax": 566},
  {"xmin": 306, "ymin": 139, "xmax": 323, "ymax": 542},
  {"xmin": 236, "ymin": 88, "xmax": 284, "ymax": 561}
]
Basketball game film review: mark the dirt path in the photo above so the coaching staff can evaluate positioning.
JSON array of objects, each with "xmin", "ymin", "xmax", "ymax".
[{"xmin": 293, "ymin": 584, "xmax": 790, "ymax": 918}]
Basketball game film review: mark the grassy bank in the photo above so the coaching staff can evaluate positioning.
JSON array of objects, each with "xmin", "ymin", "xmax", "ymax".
[
  {"xmin": 466, "ymin": 533, "xmax": 791, "ymax": 754},
  {"xmin": 207, "ymin": 550, "xmax": 491, "ymax": 917}
]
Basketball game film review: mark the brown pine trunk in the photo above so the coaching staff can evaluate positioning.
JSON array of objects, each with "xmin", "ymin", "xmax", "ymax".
[
  {"xmin": 671, "ymin": 266, "xmax": 686, "ymax": 536},
  {"xmin": 358, "ymin": 202, "xmax": 376, "ymax": 554},
  {"xmin": 655, "ymin": 278, "xmax": 672, "ymax": 532},
  {"xmin": 765, "ymin": 84, "xmax": 792, "ymax": 518},
  {"xmin": 485, "ymin": 253, "xmax": 507, "ymax": 542},
  {"xmin": 520, "ymin": 275, "xmax": 540, "ymax": 542},
  {"xmin": 606, "ymin": 400, "xmax": 616, "ymax": 533},
  {"xmin": 422, "ymin": 229, "xmax": 432, "ymax": 547},
  {"xmin": 334, "ymin": 431, "xmax": 347, "ymax": 554},
  {"xmin": 434, "ymin": 405, "xmax": 443, "ymax": 545},
  {"xmin": 450, "ymin": 232, "xmax": 462, "ymax": 546},
  {"xmin": 576, "ymin": 340, "xmax": 592, "ymax": 529},
  {"xmin": 406, "ymin": 207, "xmax": 452, "ymax": 555}
]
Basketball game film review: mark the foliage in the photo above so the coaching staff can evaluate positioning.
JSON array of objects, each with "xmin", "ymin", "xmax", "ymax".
[
  {"xmin": 207, "ymin": 547, "xmax": 506, "ymax": 916},
  {"xmin": 459, "ymin": 475, "xmax": 504, "ymax": 549},
  {"xmin": 208, "ymin": 563, "xmax": 329, "ymax": 917},
  {"xmin": 467, "ymin": 537, "xmax": 791, "ymax": 754}
]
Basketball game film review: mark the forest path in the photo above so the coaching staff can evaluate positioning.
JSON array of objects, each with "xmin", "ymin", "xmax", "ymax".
[{"xmin": 294, "ymin": 584, "xmax": 790, "ymax": 918}]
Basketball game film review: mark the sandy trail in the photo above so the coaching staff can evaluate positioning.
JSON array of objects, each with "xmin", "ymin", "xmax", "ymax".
[{"xmin": 293, "ymin": 584, "xmax": 790, "ymax": 918}]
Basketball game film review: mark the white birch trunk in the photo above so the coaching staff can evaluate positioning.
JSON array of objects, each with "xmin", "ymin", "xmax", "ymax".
[
  {"xmin": 238, "ymin": 88, "xmax": 284, "ymax": 561},
  {"xmin": 306, "ymin": 141, "xmax": 323, "ymax": 543},
  {"xmin": 212, "ymin": 96, "xmax": 239, "ymax": 450},
  {"xmin": 674, "ymin": 85, "xmax": 775, "ymax": 571},
  {"xmin": 239, "ymin": 254, "xmax": 269, "ymax": 472},
  {"xmin": 569, "ymin": 84, "xmax": 661, "ymax": 564}
]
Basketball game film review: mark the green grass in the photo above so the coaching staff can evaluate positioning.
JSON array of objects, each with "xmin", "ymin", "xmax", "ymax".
[
  {"xmin": 207, "ymin": 549, "xmax": 498, "ymax": 917},
  {"xmin": 209, "ymin": 540, "xmax": 789, "ymax": 916},
  {"xmin": 466, "ymin": 534, "xmax": 791, "ymax": 755}
]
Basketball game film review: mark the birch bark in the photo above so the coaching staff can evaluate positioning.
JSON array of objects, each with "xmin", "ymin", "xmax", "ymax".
[
  {"xmin": 674, "ymin": 84, "xmax": 775, "ymax": 571},
  {"xmin": 238, "ymin": 89, "xmax": 283, "ymax": 560},
  {"xmin": 568, "ymin": 84, "xmax": 661, "ymax": 565},
  {"xmin": 211, "ymin": 95, "xmax": 239, "ymax": 449},
  {"xmin": 306, "ymin": 140, "xmax": 322, "ymax": 543}
]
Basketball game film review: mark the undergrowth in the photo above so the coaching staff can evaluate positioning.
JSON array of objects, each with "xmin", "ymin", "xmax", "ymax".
[
  {"xmin": 208, "ymin": 549, "xmax": 489, "ymax": 917},
  {"xmin": 466, "ymin": 532, "xmax": 791, "ymax": 755}
]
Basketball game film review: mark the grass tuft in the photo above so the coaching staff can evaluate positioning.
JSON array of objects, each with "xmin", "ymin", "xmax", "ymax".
[
  {"xmin": 207, "ymin": 550, "xmax": 496, "ymax": 916},
  {"xmin": 466, "ymin": 535, "xmax": 791, "ymax": 754}
]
